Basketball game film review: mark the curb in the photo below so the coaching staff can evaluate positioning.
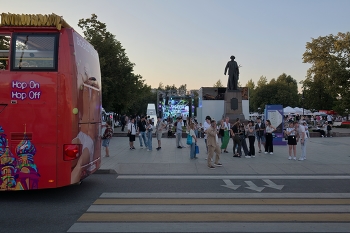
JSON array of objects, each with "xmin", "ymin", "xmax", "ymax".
[{"xmin": 95, "ymin": 169, "xmax": 117, "ymax": 174}]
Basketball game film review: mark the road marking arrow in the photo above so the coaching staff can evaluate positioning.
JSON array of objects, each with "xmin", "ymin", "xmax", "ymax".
[
  {"xmin": 221, "ymin": 179, "xmax": 241, "ymax": 190},
  {"xmin": 244, "ymin": 181, "xmax": 265, "ymax": 192},
  {"xmin": 263, "ymin": 179, "xmax": 284, "ymax": 190}
]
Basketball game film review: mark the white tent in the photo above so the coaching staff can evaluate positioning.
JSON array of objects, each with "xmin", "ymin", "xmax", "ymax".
[
  {"xmin": 293, "ymin": 107, "xmax": 304, "ymax": 113},
  {"xmin": 304, "ymin": 109, "xmax": 312, "ymax": 114},
  {"xmin": 313, "ymin": 112, "xmax": 327, "ymax": 116},
  {"xmin": 283, "ymin": 106, "xmax": 295, "ymax": 114},
  {"xmin": 249, "ymin": 112, "xmax": 259, "ymax": 117}
]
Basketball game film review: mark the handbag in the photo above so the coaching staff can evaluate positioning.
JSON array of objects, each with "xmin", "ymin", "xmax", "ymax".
[
  {"xmin": 186, "ymin": 134, "xmax": 192, "ymax": 145},
  {"xmin": 195, "ymin": 144, "xmax": 199, "ymax": 154},
  {"xmin": 127, "ymin": 132, "xmax": 131, "ymax": 137}
]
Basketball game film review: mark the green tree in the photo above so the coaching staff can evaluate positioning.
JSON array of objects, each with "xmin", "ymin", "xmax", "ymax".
[
  {"xmin": 213, "ymin": 79, "xmax": 224, "ymax": 87},
  {"xmin": 178, "ymin": 84, "xmax": 187, "ymax": 96},
  {"xmin": 257, "ymin": 76, "xmax": 268, "ymax": 87},
  {"xmin": 303, "ymin": 32, "xmax": 350, "ymax": 114},
  {"xmin": 250, "ymin": 74, "xmax": 299, "ymax": 111},
  {"xmin": 78, "ymin": 14, "xmax": 152, "ymax": 114}
]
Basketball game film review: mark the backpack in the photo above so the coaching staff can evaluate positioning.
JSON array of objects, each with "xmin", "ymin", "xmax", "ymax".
[{"xmin": 103, "ymin": 127, "xmax": 113, "ymax": 139}]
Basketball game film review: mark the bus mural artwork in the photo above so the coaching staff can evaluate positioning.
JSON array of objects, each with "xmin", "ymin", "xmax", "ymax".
[
  {"xmin": 0, "ymin": 13, "xmax": 102, "ymax": 190},
  {"xmin": 71, "ymin": 32, "xmax": 102, "ymax": 184},
  {"xmin": 0, "ymin": 126, "xmax": 40, "ymax": 190}
]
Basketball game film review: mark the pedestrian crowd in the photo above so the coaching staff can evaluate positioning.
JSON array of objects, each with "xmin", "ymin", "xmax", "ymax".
[{"xmin": 113, "ymin": 113, "xmax": 313, "ymax": 170}]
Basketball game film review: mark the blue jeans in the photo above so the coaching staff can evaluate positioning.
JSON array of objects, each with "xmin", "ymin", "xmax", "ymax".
[
  {"xmin": 190, "ymin": 143, "xmax": 196, "ymax": 159},
  {"xmin": 139, "ymin": 131, "xmax": 147, "ymax": 147},
  {"xmin": 300, "ymin": 138, "xmax": 307, "ymax": 159},
  {"xmin": 147, "ymin": 131, "xmax": 152, "ymax": 150}
]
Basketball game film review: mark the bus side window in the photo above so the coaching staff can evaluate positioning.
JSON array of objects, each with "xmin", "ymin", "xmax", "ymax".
[{"xmin": 0, "ymin": 34, "xmax": 11, "ymax": 70}]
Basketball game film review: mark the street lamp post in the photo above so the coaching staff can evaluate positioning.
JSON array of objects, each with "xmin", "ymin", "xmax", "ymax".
[{"xmin": 302, "ymin": 90, "xmax": 305, "ymax": 117}]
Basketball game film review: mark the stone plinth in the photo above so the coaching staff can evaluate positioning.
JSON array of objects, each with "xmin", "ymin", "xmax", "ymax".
[{"xmin": 224, "ymin": 89, "xmax": 245, "ymax": 121}]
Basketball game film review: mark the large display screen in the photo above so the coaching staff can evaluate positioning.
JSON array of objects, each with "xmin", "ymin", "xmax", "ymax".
[{"xmin": 161, "ymin": 97, "xmax": 189, "ymax": 119}]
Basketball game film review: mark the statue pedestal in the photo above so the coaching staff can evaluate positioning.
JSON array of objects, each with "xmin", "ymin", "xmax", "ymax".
[{"xmin": 224, "ymin": 89, "xmax": 245, "ymax": 122}]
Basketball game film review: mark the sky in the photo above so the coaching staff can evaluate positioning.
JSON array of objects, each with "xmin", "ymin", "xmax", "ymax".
[{"xmin": 2, "ymin": 0, "xmax": 350, "ymax": 91}]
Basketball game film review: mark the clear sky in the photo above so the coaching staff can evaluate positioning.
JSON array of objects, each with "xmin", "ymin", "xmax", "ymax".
[{"xmin": 2, "ymin": 0, "xmax": 349, "ymax": 91}]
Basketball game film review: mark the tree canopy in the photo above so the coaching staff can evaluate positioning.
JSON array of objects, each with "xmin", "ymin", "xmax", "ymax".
[
  {"xmin": 78, "ymin": 14, "xmax": 152, "ymax": 114},
  {"xmin": 213, "ymin": 79, "xmax": 224, "ymax": 87},
  {"xmin": 247, "ymin": 73, "xmax": 299, "ymax": 112},
  {"xmin": 302, "ymin": 32, "xmax": 350, "ymax": 115}
]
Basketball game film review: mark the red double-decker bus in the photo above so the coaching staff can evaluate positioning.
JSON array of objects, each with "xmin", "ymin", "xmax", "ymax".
[{"xmin": 0, "ymin": 13, "xmax": 102, "ymax": 190}]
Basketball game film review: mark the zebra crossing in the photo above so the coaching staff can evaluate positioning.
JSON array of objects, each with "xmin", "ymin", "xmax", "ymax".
[{"xmin": 67, "ymin": 192, "xmax": 350, "ymax": 232}]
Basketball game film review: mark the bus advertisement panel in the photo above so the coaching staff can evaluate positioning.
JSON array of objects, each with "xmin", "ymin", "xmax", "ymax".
[{"xmin": 70, "ymin": 31, "xmax": 102, "ymax": 184}]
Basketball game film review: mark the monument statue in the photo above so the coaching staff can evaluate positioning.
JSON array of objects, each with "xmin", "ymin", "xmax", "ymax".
[{"xmin": 224, "ymin": 56, "xmax": 239, "ymax": 90}]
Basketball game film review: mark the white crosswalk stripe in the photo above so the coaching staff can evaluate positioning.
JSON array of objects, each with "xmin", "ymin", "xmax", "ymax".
[{"xmin": 67, "ymin": 193, "xmax": 350, "ymax": 232}]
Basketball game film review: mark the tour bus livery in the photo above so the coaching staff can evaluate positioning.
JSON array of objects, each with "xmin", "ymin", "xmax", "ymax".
[{"xmin": 0, "ymin": 13, "xmax": 102, "ymax": 190}]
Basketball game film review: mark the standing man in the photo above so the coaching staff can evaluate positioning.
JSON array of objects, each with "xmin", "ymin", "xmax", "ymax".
[
  {"xmin": 121, "ymin": 114, "xmax": 126, "ymax": 132},
  {"xmin": 155, "ymin": 116, "xmax": 166, "ymax": 150},
  {"xmin": 176, "ymin": 117, "xmax": 185, "ymax": 148},
  {"xmin": 295, "ymin": 121, "xmax": 308, "ymax": 161},
  {"xmin": 255, "ymin": 117, "xmax": 266, "ymax": 153},
  {"xmin": 137, "ymin": 116, "xmax": 147, "ymax": 149},
  {"xmin": 224, "ymin": 55, "xmax": 240, "ymax": 90},
  {"xmin": 205, "ymin": 119, "xmax": 222, "ymax": 169},
  {"xmin": 203, "ymin": 116, "xmax": 211, "ymax": 153},
  {"xmin": 127, "ymin": 118, "xmax": 136, "ymax": 150},
  {"xmin": 327, "ymin": 114, "xmax": 333, "ymax": 125},
  {"xmin": 182, "ymin": 114, "xmax": 187, "ymax": 127}
]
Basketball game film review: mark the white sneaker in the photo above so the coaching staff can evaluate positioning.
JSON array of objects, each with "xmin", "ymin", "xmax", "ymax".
[
  {"xmin": 293, "ymin": 157, "xmax": 297, "ymax": 161},
  {"xmin": 147, "ymin": 149, "xmax": 150, "ymax": 151},
  {"xmin": 264, "ymin": 152, "xmax": 267, "ymax": 154},
  {"xmin": 245, "ymin": 156, "xmax": 251, "ymax": 158},
  {"xmin": 288, "ymin": 156, "xmax": 292, "ymax": 160},
  {"xmin": 270, "ymin": 152, "xmax": 273, "ymax": 155},
  {"xmin": 298, "ymin": 158, "xmax": 304, "ymax": 161},
  {"xmin": 252, "ymin": 155, "xmax": 255, "ymax": 158}
]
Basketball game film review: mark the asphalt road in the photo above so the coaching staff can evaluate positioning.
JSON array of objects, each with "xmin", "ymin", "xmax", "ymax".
[
  {"xmin": 0, "ymin": 174, "xmax": 117, "ymax": 233},
  {"xmin": 1, "ymin": 174, "xmax": 350, "ymax": 233}
]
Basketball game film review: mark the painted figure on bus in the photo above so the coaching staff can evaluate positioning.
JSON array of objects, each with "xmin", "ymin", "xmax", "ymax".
[
  {"xmin": 71, "ymin": 65, "xmax": 101, "ymax": 184},
  {"xmin": 0, "ymin": 126, "xmax": 39, "ymax": 190},
  {"xmin": 15, "ymin": 131, "xmax": 40, "ymax": 190}
]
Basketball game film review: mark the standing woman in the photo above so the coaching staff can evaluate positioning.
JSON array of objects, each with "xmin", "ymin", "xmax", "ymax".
[
  {"xmin": 102, "ymin": 120, "xmax": 113, "ymax": 157},
  {"xmin": 219, "ymin": 119, "xmax": 225, "ymax": 153},
  {"xmin": 240, "ymin": 122, "xmax": 250, "ymax": 157},
  {"xmin": 264, "ymin": 120, "xmax": 276, "ymax": 154},
  {"xmin": 230, "ymin": 118, "xmax": 242, "ymax": 157},
  {"xmin": 146, "ymin": 119, "xmax": 153, "ymax": 151},
  {"xmin": 286, "ymin": 121, "xmax": 297, "ymax": 160},
  {"xmin": 189, "ymin": 123, "xmax": 198, "ymax": 159},
  {"xmin": 246, "ymin": 120, "xmax": 256, "ymax": 158}
]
